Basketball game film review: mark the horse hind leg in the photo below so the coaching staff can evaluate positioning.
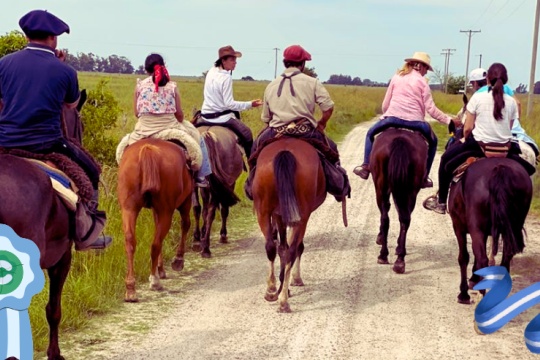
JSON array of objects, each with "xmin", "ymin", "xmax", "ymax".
[
  {"xmin": 291, "ymin": 240, "xmax": 304, "ymax": 287},
  {"xmin": 122, "ymin": 208, "xmax": 140, "ymax": 302},
  {"xmin": 376, "ymin": 188, "xmax": 391, "ymax": 265},
  {"xmin": 219, "ymin": 204, "xmax": 229, "ymax": 244},
  {"xmin": 149, "ymin": 209, "xmax": 174, "ymax": 291},
  {"xmin": 201, "ymin": 200, "xmax": 218, "ymax": 258},
  {"xmin": 262, "ymin": 214, "xmax": 279, "ymax": 301},
  {"xmin": 46, "ymin": 249, "xmax": 72, "ymax": 360},
  {"xmin": 453, "ymin": 226, "xmax": 471, "ymax": 304},
  {"xmin": 192, "ymin": 188, "xmax": 202, "ymax": 250},
  {"xmin": 393, "ymin": 201, "xmax": 413, "ymax": 274}
]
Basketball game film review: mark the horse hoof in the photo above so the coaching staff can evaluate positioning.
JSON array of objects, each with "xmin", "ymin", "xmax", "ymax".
[
  {"xmin": 457, "ymin": 295, "xmax": 471, "ymax": 305},
  {"xmin": 278, "ymin": 303, "xmax": 292, "ymax": 313},
  {"xmin": 393, "ymin": 261, "xmax": 405, "ymax": 274},
  {"xmin": 377, "ymin": 256, "xmax": 389, "ymax": 265},
  {"xmin": 150, "ymin": 283, "xmax": 164, "ymax": 291},
  {"xmin": 219, "ymin": 235, "xmax": 228, "ymax": 244},
  {"xmin": 468, "ymin": 280, "xmax": 478, "ymax": 290},
  {"xmin": 201, "ymin": 251, "xmax": 212, "ymax": 259},
  {"xmin": 265, "ymin": 292, "xmax": 278, "ymax": 302},
  {"xmin": 159, "ymin": 271, "xmax": 167, "ymax": 279},
  {"xmin": 290, "ymin": 279, "xmax": 304, "ymax": 286},
  {"xmin": 171, "ymin": 258, "xmax": 184, "ymax": 272},
  {"xmin": 192, "ymin": 241, "xmax": 201, "ymax": 252},
  {"xmin": 125, "ymin": 293, "xmax": 139, "ymax": 303},
  {"xmin": 48, "ymin": 354, "xmax": 65, "ymax": 360},
  {"xmin": 376, "ymin": 237, "xmax": 383, "ymax": 245},
  {"xmin": 488, "ymin": 259, "xmax": 495, "ymax": 267}
]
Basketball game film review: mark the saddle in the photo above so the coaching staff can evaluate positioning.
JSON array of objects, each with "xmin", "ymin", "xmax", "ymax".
[{"xmin": 0, "ymin": 147, "xmax": 94, "ymax": 202}]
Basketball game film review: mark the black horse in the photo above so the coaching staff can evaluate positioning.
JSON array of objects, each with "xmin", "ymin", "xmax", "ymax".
[
  {"xmin": 0, "ymin": 155, "xmax": 72, "ymax": 360},
  {"xmin": 370, "ymin": 128, "xmax": 428, "ymax": 274}
]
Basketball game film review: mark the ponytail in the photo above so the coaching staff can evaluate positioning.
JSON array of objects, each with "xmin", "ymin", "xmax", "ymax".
[{"xmin": 487, "ymin": 63, "xmax": 508, "ymax": 121}]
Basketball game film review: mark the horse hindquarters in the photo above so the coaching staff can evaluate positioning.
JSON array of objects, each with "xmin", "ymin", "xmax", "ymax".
[{"xmin": 488, "ymin": 164, "xmax": 531, "ymax": 270}]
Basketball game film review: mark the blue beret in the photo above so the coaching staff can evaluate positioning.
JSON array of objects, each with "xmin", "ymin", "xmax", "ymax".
[{"xmin": 19, "ymin": 10, "xmax": 70, "ymax": 36}]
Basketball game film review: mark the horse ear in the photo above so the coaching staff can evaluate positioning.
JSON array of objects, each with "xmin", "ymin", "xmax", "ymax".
[{"xmin": 77, "ymin": 89, "xmax": 87, "ymax": 112}]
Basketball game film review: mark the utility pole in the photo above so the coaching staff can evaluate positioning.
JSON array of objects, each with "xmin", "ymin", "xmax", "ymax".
[
  {"xmin": 460, "ymin": 29, "xmax": 481, "ymax": 87},
  {"xmin": 441, "ymin": 48, "xmax": 456, "ymax": 93},
  {"xmin": 273, "ymin": 47, "xmax": 280, "ymax": 78},
  {"xmin": 476, "ymin": 54, "xmax": 482, "ymax": 68},
  {"xmin": 527, "ymin": 0, "xmax": 540, "ymax": 118}
]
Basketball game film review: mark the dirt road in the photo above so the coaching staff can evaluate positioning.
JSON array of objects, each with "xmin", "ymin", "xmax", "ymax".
[{"xmin": 62, "ymin": 120, "xmax": 540, "ymax": 360}]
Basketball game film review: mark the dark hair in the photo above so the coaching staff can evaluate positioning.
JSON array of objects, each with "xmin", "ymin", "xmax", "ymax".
[
  {"xmin": 283, "ymin": 60, "xmax": 305, "ymax": 69},
  {"xmin": 487, "ymin": 63, "xmax": 508, "ymax": 121},
  {"xmin": 214, "ymin": 55, "xmax": 235, "ymax": 68},
  {"xmin": 24, "ymin": 31, "xmax": 51, "ymax": 40},
  {"xmin": 474, "ymin": 79, "xmax": 488, "ymax": 88},
  {"xmin": 144, "ymin": 53, "xmax": 169, "ymax": 87}
]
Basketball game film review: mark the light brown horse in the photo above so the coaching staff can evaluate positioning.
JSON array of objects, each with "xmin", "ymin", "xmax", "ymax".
[
  {"xmin": 253, "ymin": 138, "xmax": 326, "ymax": 312},
  {"xmin": 118, "ymin": 138, "xmax": 193, "ymax": 302},
  {"xmin": 192, "ymin": 126, "xmax": 243, "ymax": 258}
]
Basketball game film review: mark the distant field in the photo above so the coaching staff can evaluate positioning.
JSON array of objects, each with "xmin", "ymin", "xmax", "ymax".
[{"xmin": 29, "ymin": 72, "xmax": 540, "ymax": 356}]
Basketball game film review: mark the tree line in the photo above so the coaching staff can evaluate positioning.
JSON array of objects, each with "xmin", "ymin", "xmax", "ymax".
[{"xmin": 324, "ymin": 74, "xmax": 387, "ymax": 87}]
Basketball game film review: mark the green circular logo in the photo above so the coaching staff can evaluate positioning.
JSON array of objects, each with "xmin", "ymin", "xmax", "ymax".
[{"xmin": 0, "ymin": 250, "xmax": 24, "ymax": 295}]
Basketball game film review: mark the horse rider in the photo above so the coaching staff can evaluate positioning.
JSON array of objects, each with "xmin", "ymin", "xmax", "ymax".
[
  {"xmin": 0, "ymin": 10, "xmax": 111, "ymax": 250},
  {"xmin": 195, "ymin": 45, "xmax": 262, "ymax": 159},
  {"xmin": 130, "ymin": 53, "xmax": 212, "ymax": 187},
  {"xmin": 468, "ymin": 67, "xmax": 539, "ymax": 157},
  {"xmin": 244, "ymin": 44, "xmax": 351, "ymax": 202},
  {"xmin": 424, "ymin": 63, "xmax": 534, "ymax": 215},
  {"xmin": 353, "ymin": 52, "xmax": 457, "ymax": 188}
]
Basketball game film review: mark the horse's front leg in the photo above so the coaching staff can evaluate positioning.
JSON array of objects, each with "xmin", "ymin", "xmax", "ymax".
[
  {"xmin": 46, "ymin": 249, "xmax": 71, "ymax": 360},
  {"xmin": 192, "ymin": 188, "xmax": 202, "ymax": 251},
  {"xmin": 172, "ymin": 199, "xmax": 192, "ymax": 271},
  {"xmin": 453, "ymin": 226, "xmax": 471, "ymax": 304},
  {"xmin": 219, "ymin": 204, "xmax": 229, "ymax": 244}
]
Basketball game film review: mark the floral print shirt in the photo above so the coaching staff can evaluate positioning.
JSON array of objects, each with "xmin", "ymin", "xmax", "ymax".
[{"xmin": 136, "ymin": 76, "xmax": 177, "ymax": 115}]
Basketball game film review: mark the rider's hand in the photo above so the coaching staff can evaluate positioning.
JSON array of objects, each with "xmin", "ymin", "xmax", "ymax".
[
  {"xmin": 55, "ymin": 49, "xmax": 66, "ymax": 62},
  {"xmin": 316, "ymin": 123, "xmax": 326, "ymax": 132},
  {"xmin": 451, "ymin": 116, "xmax": 463, "ymax": 127},
  {"xmin": 251, "ymin": 99, "xmax": 263, "ymax": 107}
]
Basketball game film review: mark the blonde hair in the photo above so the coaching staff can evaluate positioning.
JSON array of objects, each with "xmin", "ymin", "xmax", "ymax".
[{"xmin": 397, "ymin": 62, "xmax": 414, "ymax": 76}]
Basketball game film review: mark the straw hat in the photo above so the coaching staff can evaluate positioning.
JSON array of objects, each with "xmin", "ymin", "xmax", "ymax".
[
  {"xmin": 218, "ymin": 45, "xmax": 242, "ymax": 59},
  {"xmin": 404, "ymin": 52, "xmax": 433, "ymax": 71}
]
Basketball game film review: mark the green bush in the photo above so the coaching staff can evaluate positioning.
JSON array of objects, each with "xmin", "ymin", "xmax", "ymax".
[
  {"xmin": 81, "ymin": 79, "xmax": 120, "ymax": 165},
  {"xmin": 0, "ymin": 30, "xmax": 26, "ymax": 58}
]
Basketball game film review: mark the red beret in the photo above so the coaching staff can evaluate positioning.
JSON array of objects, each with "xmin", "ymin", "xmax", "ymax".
[{"xmin": 283, "ymin": 45, "xmax": 312, "ymax": 62}]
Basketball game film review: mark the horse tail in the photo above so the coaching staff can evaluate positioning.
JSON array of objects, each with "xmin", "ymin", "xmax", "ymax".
[
  {"xmin": 387, "ymin": 138, "xmax": 414, "ymax": 205},
  {"xmin": 489, "ymin": 165, "xmax": 525, "ymax": 256},
  {"xmin": 274, "ymin": 151, "xmax": 301, "ymax": 226},
  {"xmin": 202, "ymin": 132, "xmax": 240, "ymax": 207},
  {"xmin": 139, "ymin": 144, "xmax": 161, "ymax": 194}
]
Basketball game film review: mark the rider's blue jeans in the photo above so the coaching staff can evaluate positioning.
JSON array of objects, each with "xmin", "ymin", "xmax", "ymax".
[{"xmin": 362, "ymin": 116, "xmax": 437, "ymax": 176}]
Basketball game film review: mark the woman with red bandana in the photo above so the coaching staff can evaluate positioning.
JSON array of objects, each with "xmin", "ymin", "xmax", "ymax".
[{"xmin": 131, "ymin": 53, "xmax": 211, "ymax": 187}]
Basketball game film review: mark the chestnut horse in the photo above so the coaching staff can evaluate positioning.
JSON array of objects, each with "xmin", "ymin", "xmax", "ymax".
[
  {"xmin": 0, "ymin": 154, "xmax": 72, "ymax": 360},
  {"xmin": 192, "ymin": 126, "xmax": 243, "ymax": 258},
  {"xmin": 118, "ymin": 138, "xmax": 192, "ymax": 302},
  {"xmin": 253, "ymin": 138, "xmax": 326, "ymax": 312},
  {"xmin": 371, "ymin": 128, "xmax": 428, "ymax": 274}
]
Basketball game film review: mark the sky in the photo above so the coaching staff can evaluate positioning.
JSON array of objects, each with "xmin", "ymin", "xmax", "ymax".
[{"xmin": 1, "ymin": 0, "xmax": 537, "ymax": 89}]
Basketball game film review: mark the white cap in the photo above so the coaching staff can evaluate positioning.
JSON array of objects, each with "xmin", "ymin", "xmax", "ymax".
[{"xmin": 469, "ymin": 68, "xmax": 486, "ymax": 83}]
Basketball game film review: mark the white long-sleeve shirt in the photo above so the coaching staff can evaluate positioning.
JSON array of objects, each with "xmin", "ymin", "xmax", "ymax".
[{"xmin": 201, "ymin": 66, "xmax": 252, "ymax": 123}]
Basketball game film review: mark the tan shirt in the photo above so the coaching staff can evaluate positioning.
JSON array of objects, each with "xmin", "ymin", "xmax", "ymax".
[{"xmin": 261, "ymin": 67, "xmax": 334, "ymax": 128}]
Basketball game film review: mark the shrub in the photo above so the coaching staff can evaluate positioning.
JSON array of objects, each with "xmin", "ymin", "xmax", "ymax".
[{"xmin": 80, "ymin": 79, "xmax": 120, "ymax": 165}]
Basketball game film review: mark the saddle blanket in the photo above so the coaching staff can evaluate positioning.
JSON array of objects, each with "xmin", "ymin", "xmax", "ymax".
[{"xmin": 27, "ymin": 159, "xmax": 78, "ymax": 211}]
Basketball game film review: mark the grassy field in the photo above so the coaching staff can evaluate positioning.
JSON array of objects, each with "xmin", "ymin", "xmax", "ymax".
[{"xmin": 29, "ymin": 73, "xmax": 540, "ymax": 356}]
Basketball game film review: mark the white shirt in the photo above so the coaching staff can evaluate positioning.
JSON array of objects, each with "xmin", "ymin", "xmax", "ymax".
[
  {"xmin": 467, "ymin": 90, "xmax": 517, "ymax": 143},
  {"xmin": 201, "ymin": 66, "xmax": 252, "ymax": 123}
]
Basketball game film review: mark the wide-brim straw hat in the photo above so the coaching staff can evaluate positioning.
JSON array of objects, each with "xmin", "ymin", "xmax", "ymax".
[
  {"xmin": 404, "ymin": 52, "xmax": 433, "ymax": 71},
  {"xmin": 218, "ymin": 45, "xmax": 242, "ymax": 59}
]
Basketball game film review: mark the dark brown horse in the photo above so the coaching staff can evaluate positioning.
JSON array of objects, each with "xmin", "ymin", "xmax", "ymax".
[
  {"xmin": 118, "ymin": 138, "xmax": 193, "ymax": 302},
  {"xmin": 192, "ymin": 126, "xmax": 243, "ymax": 258},
  {"xmin": 253, "ymin": 138, "xmax": 326, "ymax": 312},
  {"xmin": 371, "ymin": 128, "xmax": 428, "ymax": 274},
  {"xmin": 448, "ymin": 154, "xmax": 532, "ymax": 304},
  {"xmin": 0, "ymin": 154, "xmax": 72, "ymax": 360}
]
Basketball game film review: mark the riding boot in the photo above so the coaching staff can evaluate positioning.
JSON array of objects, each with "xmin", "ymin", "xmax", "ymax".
[
  {"xmin": 74, "ymin": 190, "xmax": 112, "ymax": 251},
  {"xmin": 243, "ymin": 141, "xmax": 253, "ymax": 160},
  {"xmin": 194, "ymin": 171, "xmax": 209, "ymax": 188}
]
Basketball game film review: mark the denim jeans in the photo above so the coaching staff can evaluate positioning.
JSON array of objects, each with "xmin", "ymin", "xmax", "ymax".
[
  {"xmin": 362, "ymin": 116, "xmax": 437, "ymax": 175},
  {"xmin": 198, "ymin": 137, "xmax": 212, "ymax": 177}
]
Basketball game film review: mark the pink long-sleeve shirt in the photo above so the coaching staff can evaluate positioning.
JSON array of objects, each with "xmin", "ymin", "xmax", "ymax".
[{"xmin": 381, "ymin": 70, "xmax": 451, "ymax": 125}]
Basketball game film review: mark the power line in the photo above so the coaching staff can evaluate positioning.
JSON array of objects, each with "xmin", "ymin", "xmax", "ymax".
[
  {"xmin": 479, "ymin": 0, "xmax": 510, "ymax": 27},
  {"xmin": 471, "ymin": 0, "xmax": 494, "ymax": 27},
  {"xmin": 501, "ymin": 0, "xmax": 528, "ymax": 23},
  {"xmin": 460, "ymin": 30, "xmax": 481, "ymax": 86},
  {"xmin": 441, "ymin": 48, "xmax": 456, "ymax": 93}
]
